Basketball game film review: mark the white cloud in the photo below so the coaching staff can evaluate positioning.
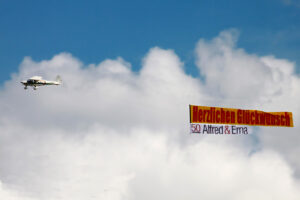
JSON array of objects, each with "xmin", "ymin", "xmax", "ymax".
[
  {"xmin": 0, "ymin": 30, "xmax": 300, "ymax": 199},
  {"xmin": 196, "ymin": 29, "xmax": 286, "ymax": 105},
  {"xmin": 195, "ymin": 29, "xmax": 300, "ymax": 177},
  {"xmin": 0, "ymin": 180, "xmax": 36, "ymax": 200}
]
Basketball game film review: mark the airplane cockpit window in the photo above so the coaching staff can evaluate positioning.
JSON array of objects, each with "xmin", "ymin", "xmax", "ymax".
[{"xmin": 27, "ymin": 79, "xmax": 36, "ymax": 84}]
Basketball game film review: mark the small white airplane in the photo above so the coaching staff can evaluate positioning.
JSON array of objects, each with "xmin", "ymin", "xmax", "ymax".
[{"xmin": 21, "ymin": 75, "xmax": 62, "ymax": 90}]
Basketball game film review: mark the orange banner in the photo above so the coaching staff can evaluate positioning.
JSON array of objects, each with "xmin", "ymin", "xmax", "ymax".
[{"xmin": 189, "ymin": 105, "xmax": 293, "ymax": 127}]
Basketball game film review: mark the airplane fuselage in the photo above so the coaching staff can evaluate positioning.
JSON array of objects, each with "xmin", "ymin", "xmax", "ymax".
[
  {"xmin": 21, "ymin": 76, "xmax": 61, "ymax": 90},
  {"xmin": 21, "ymin": 80, "xmax": 60, "ymax": 86}
]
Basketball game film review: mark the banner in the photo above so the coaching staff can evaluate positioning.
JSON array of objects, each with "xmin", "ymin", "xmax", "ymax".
[
  {"xmin": 190, "ymin": 123, "xmax": 251, "ymax": 135},
  {"xmin": 189, "ymin": 105, "xmax": 293, "ymax": 127}
]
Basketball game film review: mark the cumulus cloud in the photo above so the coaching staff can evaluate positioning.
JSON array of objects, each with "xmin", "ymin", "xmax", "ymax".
[
  {"xmin": 195, "ymin": 29, "xmax": 300, "ymax": 177},
  {"xmin": 196, "ymin": 29, "xmax": 295, "ymax": 105},
  {"xmin": 0, "ymin": 29, "xmax": 300, "ymax": 199}
]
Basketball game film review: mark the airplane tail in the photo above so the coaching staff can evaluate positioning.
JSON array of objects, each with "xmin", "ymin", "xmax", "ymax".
[{"xmin": 55, "ymin": 75, "xmax": 62, "ymax": 84}]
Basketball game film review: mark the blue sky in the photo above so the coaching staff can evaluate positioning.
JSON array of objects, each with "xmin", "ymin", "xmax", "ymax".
[{"xmin": 0, "ymin": 0, "xmax": 299, "ymax": 82}]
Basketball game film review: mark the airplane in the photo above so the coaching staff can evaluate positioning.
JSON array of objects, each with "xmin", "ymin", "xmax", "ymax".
[{"xmin": 21, "ymin": 75, "xmax": 62, "ymax": 90}]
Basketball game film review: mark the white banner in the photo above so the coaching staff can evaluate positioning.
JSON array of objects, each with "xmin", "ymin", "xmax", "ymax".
[{"xmin": 190, "ymin": 123, "xmax": 252, "ymax": 135}]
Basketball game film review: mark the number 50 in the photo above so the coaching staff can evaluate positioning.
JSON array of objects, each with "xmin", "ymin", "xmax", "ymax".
[{"xmin": 190, "ymin": 124, "xmax": 201, "ymax": 133}]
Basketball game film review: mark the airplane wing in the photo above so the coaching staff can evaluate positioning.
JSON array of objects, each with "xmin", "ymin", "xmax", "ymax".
[{"xmin": 29, "ymin": 76, "xmax": 43, "ymax": 80}]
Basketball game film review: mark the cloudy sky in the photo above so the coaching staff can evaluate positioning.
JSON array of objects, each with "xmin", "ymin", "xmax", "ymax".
[{"xmin": 0, "ymin": 1, "xmax": 300, "ymax": 199}]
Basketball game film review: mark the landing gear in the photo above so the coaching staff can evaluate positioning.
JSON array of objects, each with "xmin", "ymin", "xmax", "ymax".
[
  {"xmin": 33, "ymin": 86, "xmax": 37, "ymax": 90},
  {"xmin": 24, "ymin": 86, "xmax": 27, "ymax": 90}
]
